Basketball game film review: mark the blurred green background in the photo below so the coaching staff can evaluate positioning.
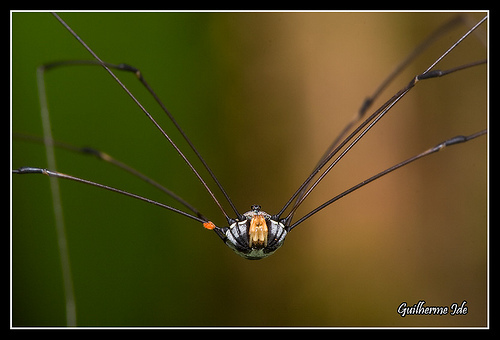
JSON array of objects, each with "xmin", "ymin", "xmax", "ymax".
[{"xmin": 12, "ymin": 12, "xmax": 487, "ymax": 327}]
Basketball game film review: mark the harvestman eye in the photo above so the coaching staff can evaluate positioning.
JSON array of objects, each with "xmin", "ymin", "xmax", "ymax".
[{"xmin": 13, "ymin": 13, "xmax": 487, "ymax": 262}]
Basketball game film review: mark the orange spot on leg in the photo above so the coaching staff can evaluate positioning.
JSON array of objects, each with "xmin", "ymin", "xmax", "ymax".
[{"xmin": 203, "ymin": 221, "xmax": 216, "ymax": 230}]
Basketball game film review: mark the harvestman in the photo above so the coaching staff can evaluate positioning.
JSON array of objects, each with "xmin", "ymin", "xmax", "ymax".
[{"xmin": 13, "ymin": 13, "xmax": 487, "ymax": 261}]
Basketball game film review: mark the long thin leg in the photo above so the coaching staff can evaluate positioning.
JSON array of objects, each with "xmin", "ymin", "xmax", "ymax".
[
  {"xmin": 14, "ymin": 132, "xmax": 207, "ymax": 221},
  {"xmin": 50, "ymin": 13, "xmax": 238, "ymax": 222},
  {"xmin": 40, "ymin": 58, "xmax": 243, "ymax": 221},
  {"xmin": 306, "ymin": 14, "xmax": 467, "ymax": 183},
  {"xmin": 277, "ymin": 14, "xmax": 487, "ymax": 225},
  {"xmin": 283, "ymin": 58, "xmax": 486, "ymax": 225},
  {"xmin": 12, "ymin": 166, "xmax": 207, "ymax": 224},
  {"xmin": 288, "ymin": 129, "xmax": 487, "ymax": 230}
]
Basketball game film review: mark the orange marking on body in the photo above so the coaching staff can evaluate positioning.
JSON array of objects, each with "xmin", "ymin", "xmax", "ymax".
[{"xmin": 249, "ymin": 215, "xmax": 268, "ymax": 248}]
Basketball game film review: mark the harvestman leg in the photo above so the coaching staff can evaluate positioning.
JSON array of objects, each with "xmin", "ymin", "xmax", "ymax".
[
  {"xmin": 36, "ymin": 60, "xmax": 239, "ymax": 223},
  {"xmin": 287, "ymin": 15, "xmax": 476, "ymax": 215},
  {"xmin": 276, "ymin": 15, "xmax": 487, "ymax": 228}
]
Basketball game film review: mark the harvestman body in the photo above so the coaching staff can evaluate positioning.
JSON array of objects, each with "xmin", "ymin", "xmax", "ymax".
[{"xmin": 13, "ymin": 13, "xmax": 487, "ymax": 262}]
